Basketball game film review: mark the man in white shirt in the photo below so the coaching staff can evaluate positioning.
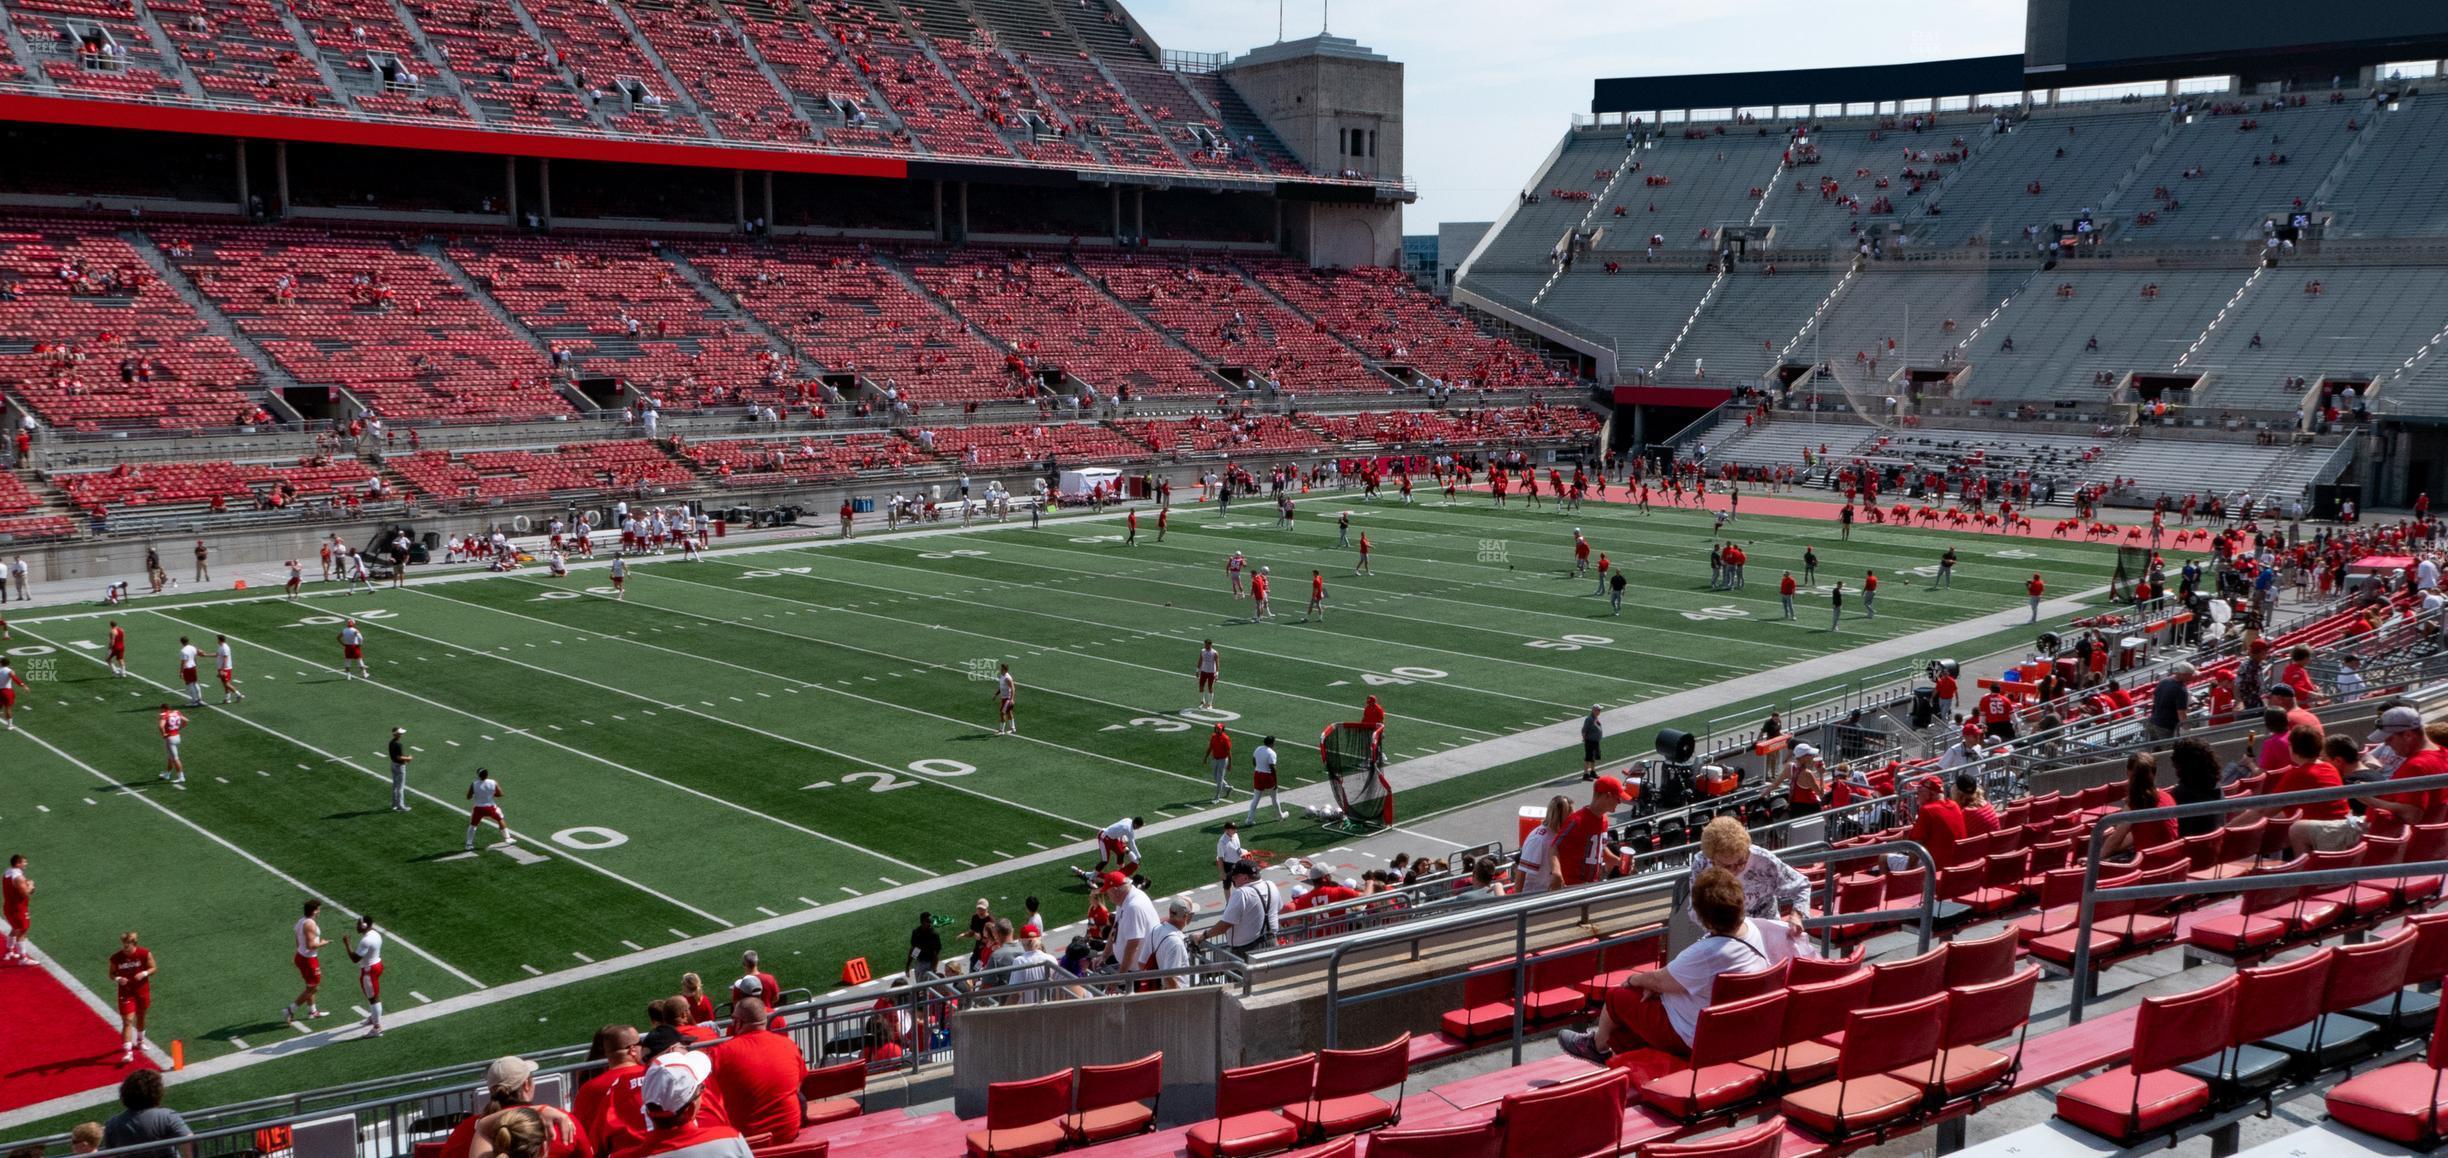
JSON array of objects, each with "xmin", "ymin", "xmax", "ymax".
[
  {"xmin": 1937, "ymin": 738, "xmax": 1975, "ymax": 771},
  {"xmin": 176, "ymin": 637, "xmax": 203, "ymax": 706},
  {"xmin": 2420, "ymin": 557, "xmax": 2440, "ymax": 592},
  {"xmin": 1199, "ymin": 859, "xmax": 1281, "ymax": 960},
  {"xmin": 1214, "ymin": 822, "xmax": 1243, "ymax": 892},
  {"xmin": 1152, "ymin": 899, "xmax": 1198, "ymax": 987},
  {"xmin": 1098, "ymin": 873, "xmax": 1160, "ymax": 972},
  {"xmin": 1247, "ymin": 737, "xmax": 1284, "ymax": 823}
]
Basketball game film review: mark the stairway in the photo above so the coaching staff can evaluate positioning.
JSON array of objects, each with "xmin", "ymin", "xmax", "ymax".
[
  {"xmin": 125, "ymin": 0, "xmax": 209, "ymax": 99},
  {"xmin": 661, "ymin": 248, "xmax": 822, "ymax": 378},
  {"xmin": 1224, "ymin": 259, "xmax": 1408, "ymax": 388},
  {"xmin": 267, "ymin": 1, "xmax": 354, "ymax": 103},
  {"xmin": 417, "ymin": 240, "xmax": 559, "ymax": 359},
  {"xmin": 384, "ymin": 0, "xmax": 490, "ymax": 123},
  {"xmin": 602, "ymin": 0, "xmax": 724, "ymax": 136},
  {"xmin": 120, "ymin": 230, "xmax": 309, "ymax": 397},
  {"xmin": 868, "ymin": 251, "xmax": 1023, "ymax": 358}
]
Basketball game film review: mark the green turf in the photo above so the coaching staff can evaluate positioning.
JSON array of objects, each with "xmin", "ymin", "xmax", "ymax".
[{"xmin": 0, "ymin": 496, "xmax": 2122, "ymax": 1132}]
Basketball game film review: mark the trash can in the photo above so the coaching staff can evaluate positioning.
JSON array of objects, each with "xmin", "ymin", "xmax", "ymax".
[
  {"xmin": 1910, "ymin": 684, "xmax": 1937, "ymax": 729},
  {"xmin": 712, "ymin": 518, "xmax": 726, "ymax": 538}
]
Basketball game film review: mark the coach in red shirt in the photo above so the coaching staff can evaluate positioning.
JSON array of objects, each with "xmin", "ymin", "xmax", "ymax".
[
  {"xmin": 712, "ymin": 999, "xmax": 805, "ymax": 1144},
  {"xmin": 1554, "ymin": 777, "xmax": 1625, "ymax": 887}
]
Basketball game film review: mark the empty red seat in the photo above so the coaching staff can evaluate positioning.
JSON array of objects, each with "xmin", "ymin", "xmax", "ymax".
[
  {"xmin": 1495, "ymin": 1070, "xmax": 1629, "ymax": 1158},
  {"xmin": 798, "ymin": 1060, "xmax": 866, "ymax": 1126},
  {"xmin": 1638, "ymin": 990, "xmax": 1787, "ymax": 1120},
  {"xmin": 1777, "ymin": 991, "xmax": 1946, "ymax": 1139},
  {"xmin": 1633, "ymin": 1118, "xmax": 1784, "ymax": 1158},
  {"xmin": 2053, "ymin": 975, "xmax": 2236, "ymax": 1143},
  {"xmin": 1363, "ymin": 1118, "xmax": 1501, "ymax": 1158},
  {"xmin": 2324, "ymin": 997, "xmax": 2448, "ymax": 1146},
  {"xmin": 963, "ymin": 1069, "xmax": 1070, "ymax": 1158},
  {"xmin": 1282, "ymin": 1034, "xmax": 1407, "ymax": 1140},
  {"xmin": 1062, "ymin": 1053, "xmax": 1161, "ymax": 1144},
  {"xmin": 1910, "ymin": 965, "xmax": 2040, "ymax": 1101},
  {"xmin": 1188, "ymin": 1054, "xmax": 1313, "ymax": 1158}
]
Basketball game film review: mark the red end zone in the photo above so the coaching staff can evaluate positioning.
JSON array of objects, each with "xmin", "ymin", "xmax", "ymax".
[{"xmin": 0, "ymin": 955, "xmax": 157, "ymax": 1114}]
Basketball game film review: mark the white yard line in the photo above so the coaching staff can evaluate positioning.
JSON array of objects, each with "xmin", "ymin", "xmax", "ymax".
[
  {"xmin": 142, "ymin": 610, "xmax": 936, "ymax": 879},
  {"xmin": 18, "ymin": 625, "xmax": 735, "ymax": 931},
  {"xmin": 5, "ymin": 725, "xmax": 485, "ymax": 990}
]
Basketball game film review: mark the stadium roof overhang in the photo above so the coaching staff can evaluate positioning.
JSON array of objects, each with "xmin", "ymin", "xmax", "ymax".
[
  {"xmin": 1592, "ymin": 55, "xmax": 2026, "ymax": 116},
  {"xmin": 0, "ymin": 91, "xmax": 1411, "ymax": 201}
]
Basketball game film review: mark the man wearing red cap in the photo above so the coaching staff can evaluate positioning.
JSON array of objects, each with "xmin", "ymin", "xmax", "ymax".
[
  {"xmin": 1554, "ymin": 778, "xmax": 1624, "ymax": 887},
  {"xmin": 1097, "ymin": 872, "xmax": 1161, "ymax": 973}
]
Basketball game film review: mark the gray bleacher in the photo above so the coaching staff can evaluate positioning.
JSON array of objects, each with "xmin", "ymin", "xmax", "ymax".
[
  {"xmin": 2183, "ymin": 265, "xmax": 2448, "ymax": 409},
  {"xmin": 1755, "ymin": 127, "xmax": 1945, "ymax": 249},
  {"xmin": 1531, "ymin": 271, "xmax": 1713, "ymax": 371},
  {"xmin": 1953, "ymin": 269, "xmax": 2233, "ymax": 401},
  {"xmin": 2327, "ymin": 93, "xmax": 2448, "ymax": 237},
  {"xmin": 1655, "ymin": 270, "xmax": 1845, "ymax": 383},
  {"xmin": 2118, "ymin": 100, "xmax": 2362, "ymax": 240},
  {"xmin": 1701, "ymin": 414, "xmax": 1876, "ymax": 469},
  {"xmin": 1600, "ymin": 129, "xmax": 1792, "ymax": 251},
  {"xmin": 2097, "ymin": 436, "xmax": 2334, "ymax": 504},
  {"xmin": 1917, "ymin": 108, "xmax": 2170, "ymax": 247},
  {"xmin": 1468, "ymin": 131, "xmax": 1633, "ymax": 272},
  {"xmin": 1812, "ymin": 264, "xmax": 2035, "ymax": 377}
]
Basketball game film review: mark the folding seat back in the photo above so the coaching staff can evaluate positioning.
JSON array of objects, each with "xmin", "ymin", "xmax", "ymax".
[
  {"xmin": 1528, "ymin": 944, "xmax": 1601, "ymax": 993},
  {"xmin": 1496, "ymin": 1070, "xmax": 1630, "ymax": 1158},
  {"xmin": 1188, "ymin": 1055, "xmax": 1315, "ymax": 1158},
  {"xmin": 1942, "ymin": 928, "xmax": 2020, "ymax": 988},
  {"xmin": 1065, "ymin": 1053, "xmax": 1162, "ymax": 1143},
  {"xmin": 1711, "ymin": 958, "xmax": 1789, "ymax": 1004},
  {"xmin": 2052, "ymin": 976, "xmax": 2236, "ymax": 1143},
  {"xmin": 2216, "ymin": 819, "xmax": 2266, "ymax": 865},
  {"xmin": 2179, "ymin": 831, "xmax": 2223, "ymax": 874},
  {"xmin": 1882, "ymin": 866, "xmax": 1928, "ymax": 904},
  {"xmin": 2026, "ymin": 839, "xmax": 2073, "ymax": 876},
  {"xmin": 800, "ymin": 1059, "xmax": 868, "ymax": 1125},
  {"xmin": 1866, "ymin": 945, "xmax": 1946, "ymax": 1008},
  {"xmin": 1943, "ymin": 964, "xmax": 2040, "ymax": 1051},
  {"xmin": 2326, "ymin": 929, "xmax": 2417, "ymax": 1016},
  {"xmin": 2389, "ymin": 823, "xmax": 2448, "ymax": 900},
  {"xmin": 968, "ymin": 1070, "xmax": 1074, "ymax": 1158},
  {"xmin": 1289, "ymin": 1034, "xmax": 1408, "ymax": 1139},
  {"xmin": 1640, "ymin": 991, "xmax": 1788, "ymax": 1121},
  {"xmin": 2228, "ymin": 948, "xmax": 2332, "ymax": 1060},
  {"xmin": 1780, "ymin": 992, "xmax": 1947, "ymax": 1137},
  {"xmin": 1785, "ymin": 949, "xmax": 1864, "ymax": 986},
  {"xmin": 2407, "ymin": 912, "xmax": 2448, "ymax": 988},
  {"xmin": 1365, "ymin": 1120, "xmax": 1502, "ymax": 1158},
  {"xmin": 1764, "ymin": 971, "xmax": 1871, "ymax": 1085}
]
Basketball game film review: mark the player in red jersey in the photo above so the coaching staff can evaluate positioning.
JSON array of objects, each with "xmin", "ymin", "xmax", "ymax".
[
  {"xmin": 0, "ymin": 656, "xmax": 22, "ymax": 730},
  {"xmin": 287, "ymin": 898, "xmax": 332, "ymax": 1023},
  {"xmin": 158, "ymin": 704, "xmax": 187, "ymax": 785},
  {"xmin": 110, "ymin": 930, "xmax": 155, "ymax": 1063},
  {"xmin": 1249, "ymin": 567, "xmax": 1273, "ymax": 623},
  {"xmin": 1125, "ymin": 509, "xmax": 1138, "ymax": 546},
  {"xmin": 107, "ymin": 621, "xmax": 128, "ymax": 678},
  {"xmin": 1354, "ymin": 534, "xmax": 1373, "ymax": 576},
  {"xmin": 1156, "ymin": 507, "xmax": 1169, "ymax": 542},
  {"xmin": 1307, "ymin": 570, "xmax": 1328, "ymax": 622},
  {"xmin": 1573, "ymin": 530, "xmax": 1591, "ymax": 576},
  {"xmin": 3, "ymin": 854, "xmax": 31, "ymax": 963}
]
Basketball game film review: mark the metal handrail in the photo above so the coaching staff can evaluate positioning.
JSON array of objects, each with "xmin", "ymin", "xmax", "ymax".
[
  {"xmin": 2064, "ymin": 770, "xmax": 2448, "ymax": 1023},
  {"xmin": 1314, "ymin": 839, "xmax": 1935, "ymax": 1064}
]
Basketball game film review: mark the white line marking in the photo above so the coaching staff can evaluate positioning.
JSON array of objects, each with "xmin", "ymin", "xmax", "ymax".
[
  {"xmin": 571, "ymin": 952, "xmax": 592, "ymax": 963},
  {"xmin": 840, "ymin": 886, "xmax": 861, "ymax": 896},
  {"xmin": 229, "ymin": 1037, "xmax": 250, "ymax": 1050},
  {"xmin": 877, "ymin": 877, "xmax": 900, "ymax": 887},
  {"xmin": 5, "ymin": 722, "xmax": 487, "ymax": 990},
  {"xmin": 755, "ymin": 906, "xmax": 779, "ymax": 916},
  {"xmin": 668, "ymin": 928, "xmax": 689, "ymax": 940},
  {"xmin": 798, "ymin": 897, "xmax": 820, "ymax": 908},
  {"xmin": 411, "ymin": 991, "xmax": 432, "ymax": 1004}
]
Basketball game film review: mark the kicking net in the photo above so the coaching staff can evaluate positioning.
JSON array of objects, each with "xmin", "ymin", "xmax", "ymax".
[
  {"xmin": 1320, "ymin": 721, "xmax": 1392, "ymax": 827},
  {"xmin": 2110, "ymin": 545, "xmax": 2150, "ymax": 603}
]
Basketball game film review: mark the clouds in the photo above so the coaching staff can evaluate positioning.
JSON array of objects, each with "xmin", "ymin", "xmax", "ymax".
[{"xmin": 1123, "ymin": 1, "xmax": 2026, "ymax": 228}]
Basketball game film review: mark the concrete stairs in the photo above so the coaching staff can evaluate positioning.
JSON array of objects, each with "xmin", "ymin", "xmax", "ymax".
[
  {"xmin": 267, "ymin": 1, "xmax": 355, "ymax": 104},
  {"xmin": 660, "ymin": 248, "xmax": 822, "ymax": 377},
  {"xmin": 384, "ymin": 0, "xmax": 491, "ymax": 124},
  {"xmin": 119, "ymin": 229, "xmax": 309, "ymax": 398},
  {"xmin": 601, "ymin": 0, "xmax": 725, "ymax": 137},
  {"xmin": 416, "ymin": 240, "xmax": 559, "ymax": 362},
  {"xmin": 125, "ymin": 0, "xmax": 209, "ymax": 99}
]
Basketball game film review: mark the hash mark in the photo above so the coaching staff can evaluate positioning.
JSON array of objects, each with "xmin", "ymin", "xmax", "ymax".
[
  {"xmin": 411, "ymin": 991, "xmax": 432, "ymax": 1003},
  {"xmin": 621, "ymin": 939, "xmax": 645, "ymax": 951},
  {"xmin": 520, "ymin": 964, "xmax": 543, "ymax": 976},
  {"xmin": 572, "ymin": 951, "xmax": 593, "ymax": 963}
]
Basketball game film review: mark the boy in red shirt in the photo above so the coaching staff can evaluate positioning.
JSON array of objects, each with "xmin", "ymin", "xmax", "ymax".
[
  {"xmin": 2255, "ymin": 725, "xmax": 2351, "ymax": 857},
  {"xmin": 1553, "ymin": 778, "xmax": 1625, "ymax": 887}
]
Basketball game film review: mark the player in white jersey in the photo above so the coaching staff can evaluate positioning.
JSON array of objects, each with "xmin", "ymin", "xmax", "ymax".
[
  {"xmin": 465, "ymin": 767, "xmax": 513, "ymax": 851},
  {"xmin": 338, "ymin": 620, "xmax": 370, "ymax": 679},
  {"xmin": 215, "ymin": 635, "xmax": 245, "ymax": 704},
  {"xmin": 547, "ymin": 549, "xmax": 568, "ymax": 577},
  {"xmin": 0, "ymin": 656, "xmax": 23, "ymax": 729},
  {"xmin": 1195, "ymin": 641, "xmax": 1221, "ymax": 709},
  {"xmin": 681, "ymin": 532, "xmax": 701, "ymax": 563},
  {"xmin": 286, "ymin": 897, "xmax": 331, "ymax": 1022},
  {"xmin": 575, "ymin": 523, "xmax": 593, "ymax": 558},
  {"xmin": 1227, "ymin": 552, "xmax": 1247, "ymax": 597},
  {"xmin": 348, "ymin": 916, "xmax": 385, "ymax": 1037},
  {"xmin": 176, "ymin": 638, "xmax": 204, "ymax": 706},
  {"xmin": 346, "ymin": 551, "xmax": 375, "ymax": 595},
  {"xmin": 608, "ymin": 554, "xmax": 628, "ymax": 599},
  {"xmin": 994, "ymin": 664, "xmax": 1017, "ymax": 735},
  {"xmin": 285, "ymin": 559, "xmax": 304, "ymax": 601}
]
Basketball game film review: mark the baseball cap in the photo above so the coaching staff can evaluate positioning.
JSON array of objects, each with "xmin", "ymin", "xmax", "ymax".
[
  {"xmin": 640, "ymin": 1050, "xmax": 711, "ymax": 1115},
  {"xmin": 1793, "ymin": 743, "xmax": 1818, "ymax": 759},
  {"xmin": 392, "ymin": 726, "xmax": 406, "ymax": 735},
  {"xmin": 2369, "ymin": 706, "xmax": 2424, "ymax": 744},
  {"xmin": 2265, "ymin": 683, "xmax": 2298, "ymax": 700},
  {"xmin": 1228, "ymin": 858, "xmax": 1262, "ymax": 878},
  {"xmin": 1592, "ymin": 775, "xmax": 1627, "ymax": 798},
  {"xmin": 1096, "ymin": 871, "xmax": 1131, "ymax": 891},
  {"xmin": 484, "ymin": 1056, "xmax": 537, "ymax": 1097},
  {"xmin": 1305, "ymin": 861, "xmax": 1335, "ymax": 881}
]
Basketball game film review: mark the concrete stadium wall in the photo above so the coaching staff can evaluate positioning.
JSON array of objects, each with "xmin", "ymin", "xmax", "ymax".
[{"xmin": 950, "ymin": 986, "xmax": 1233, "ymax": 1125}]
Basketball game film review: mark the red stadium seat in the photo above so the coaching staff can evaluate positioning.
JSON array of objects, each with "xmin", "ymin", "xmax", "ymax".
[
  {"xmin": 963, "ymin": 1069, "xmax": 1071, "ymax": 1158},
  {"xmin": 1063, "ymin": 1053, "xmax": 1161, "ymax": 1144},
  {"xmin": 1777, "ymin": 992, "xmax": 1946, "ymax": 1139},
  {"xmin": 1188, "ymin": 1055, "xmax": 1313, "ymax": 1158},
  {"xmin": 1496, "ymin": 1070, "xmax": 1629, "ymax": 1158},
  {"xmin": 1363, "ymin": 1118, "xmax": 1502, "ymax": 1158},
  {"xmin": 2053, "ymin": 976, "xmax": 2236, "ymax": 1143},
  {"xmin": 799, "ymin": 1060, "xmax": 867, "ymax": 1126},
  {"xmin": 1283, "ymin": 1034, "xmax": 1407, "ymax": 1140},
  {"xmin": 2325, "ymin": 998, "xmax": 2448, "ymax": 1147}
]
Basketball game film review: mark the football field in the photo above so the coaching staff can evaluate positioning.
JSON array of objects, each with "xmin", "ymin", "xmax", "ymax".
[{"xmin": 0, "ymin": 494, "xmax": 2125, "ymax": 1120}]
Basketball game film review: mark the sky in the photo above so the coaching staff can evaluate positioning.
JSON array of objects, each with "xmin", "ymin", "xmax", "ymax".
[{"xmin": 1124, "ymin": 0, "xmax": 2031, "ymax": 231}]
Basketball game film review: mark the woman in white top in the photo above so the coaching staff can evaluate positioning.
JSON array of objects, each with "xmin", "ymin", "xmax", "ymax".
[
  {"xmin": 1559, "ymin": 867, "xmax": 1797, "ymax": 1062},
  {"xmin": 1514, "ymin": 795, "xmax": 1572, "ymax": 894}
]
